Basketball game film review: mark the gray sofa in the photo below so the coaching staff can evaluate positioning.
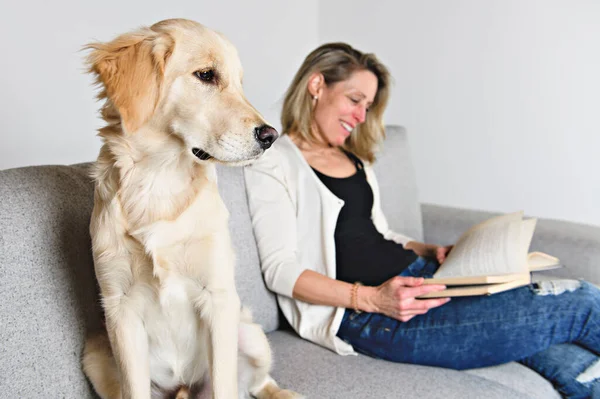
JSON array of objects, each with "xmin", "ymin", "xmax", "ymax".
[{"xmin": 1, "ymin": 125, "xmax": 599, "ymax": 398}]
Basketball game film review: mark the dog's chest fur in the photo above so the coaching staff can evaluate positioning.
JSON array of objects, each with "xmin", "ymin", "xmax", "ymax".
[
  {"xmin": 94, "ymin": 158, "xmax": 236, "ymax": 389},
  {"xmin": 144, "ymin": 275, "xmax": 211, "ymax": 390}
]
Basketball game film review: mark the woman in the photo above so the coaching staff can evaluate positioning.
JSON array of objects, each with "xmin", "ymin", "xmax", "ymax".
[{"xmin": 244, "ymin": 42, "xmax": 599, "ymax": 398}]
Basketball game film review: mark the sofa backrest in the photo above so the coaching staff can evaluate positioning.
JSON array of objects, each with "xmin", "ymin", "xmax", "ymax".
[
  {"xmin": 374, "ymin": 125, "xmax": 424, "ymax": 241},
  {"xmin": 216, "ymin": 166, "xmax": 280, "ymax": 331},
  {"xmin": 0, "ymin": 163, "xmax": 100, "ymax": 398}
]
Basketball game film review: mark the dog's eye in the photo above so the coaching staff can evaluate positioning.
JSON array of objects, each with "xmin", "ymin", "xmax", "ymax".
[{"xmin": 194, "ymin": 70, "xmax": 215, "ymax": 83}]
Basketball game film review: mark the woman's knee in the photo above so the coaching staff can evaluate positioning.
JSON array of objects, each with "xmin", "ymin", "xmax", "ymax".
[
  {"xmin": 530, "ymin": 279, "xmax": 583, "ymax": 296},
  {"xmin": 531, "ymin": 280, "xmax": 600, "ymax": 321},
  {"xmin": 521, "ymin": 343, "xmax": 600, "ymax": 399}
]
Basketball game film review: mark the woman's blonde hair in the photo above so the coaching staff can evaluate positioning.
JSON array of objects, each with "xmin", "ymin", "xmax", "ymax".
[{"xmin": 281, "ymin": 42, "xmax": 391, "ymax": 163}]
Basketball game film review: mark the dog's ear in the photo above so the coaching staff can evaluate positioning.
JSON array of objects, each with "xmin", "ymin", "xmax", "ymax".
[{"xmin": 85, "ymin": 28, "xmax": 174, "ymax": 133}]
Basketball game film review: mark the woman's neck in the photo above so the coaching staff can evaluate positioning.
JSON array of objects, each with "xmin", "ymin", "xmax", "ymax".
[
  {"xmin": 289, "ymin": 132, "xmax": 340, "ymax": 157},
  {"xmin": 289, "ymin": 131, "xmax": 356, "ymax": 177}
]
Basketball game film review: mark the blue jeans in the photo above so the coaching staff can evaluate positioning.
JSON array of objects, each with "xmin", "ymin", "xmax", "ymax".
[{"xmin": 337, "ymin": 257, "xmax": 600, "ymax": 399}]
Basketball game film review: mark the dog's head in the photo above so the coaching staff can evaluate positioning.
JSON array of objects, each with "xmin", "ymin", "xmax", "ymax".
[{"xmin": 86, "ymin": 19, "xmax": 277, "ymax": 165}]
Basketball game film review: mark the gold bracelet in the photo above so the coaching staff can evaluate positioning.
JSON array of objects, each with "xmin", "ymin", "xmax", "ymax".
[{"xmin": 351, "ymin": 282, "xmax": 363, "ymax": 314}]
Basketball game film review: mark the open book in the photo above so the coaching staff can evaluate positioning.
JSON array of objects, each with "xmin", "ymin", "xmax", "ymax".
[{"xmin": 419, "ymin": 211, "xmax": 562, "ymax": 298}]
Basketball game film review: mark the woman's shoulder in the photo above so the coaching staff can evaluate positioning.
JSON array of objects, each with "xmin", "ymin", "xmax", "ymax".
[
  {"xmin": 247, "ymin": 135, "xmax": 302, "ymax": 170},
  {"xmin": 272, "ymin": 134, "xmax": 303, "ymax": 158},
  {"xmin": 245, "ymin": 135, "xmax": 307, "ymax": 185}
]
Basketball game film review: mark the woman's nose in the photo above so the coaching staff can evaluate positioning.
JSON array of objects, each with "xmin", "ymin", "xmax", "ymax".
[{"xmin": 354, "ymin": 106, "xmax": 367, "ymax": 124}]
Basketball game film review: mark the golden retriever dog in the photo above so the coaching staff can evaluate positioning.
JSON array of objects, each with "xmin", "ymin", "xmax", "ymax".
[{"xmin": 81, "ymin": 19, "xmax": 302, "ymax": 399}]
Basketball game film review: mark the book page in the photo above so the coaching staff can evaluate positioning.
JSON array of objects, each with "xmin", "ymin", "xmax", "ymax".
[
  {"xmin": 528, "ymin": 251, "xmax": 561, "ymax": 271},
  {"xmin": 419, "ymin": 275, "xmax": 530, "ymax": 298},
  {"xmin": 423, "ymin": 273, "xmax": 529, "ymax": 286},
  {"xmin": 432, "ymin": 212, "xmax": 526, "ymax": 279},
  {"xmin": 518, "ymin": 218, "xmax": 537, "ymax": 267}
]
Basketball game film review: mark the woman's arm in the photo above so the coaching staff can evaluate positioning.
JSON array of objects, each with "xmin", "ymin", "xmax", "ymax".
[
  {"xmin": 404, "ymin": 241, "xmax": 437, "ymax": 257},
  {"xmin": 244, "ymin": 152, "xmax": 305, "ymax": 298},
  {"xmin": 293, "ymin": 269, "xmax": 450, "ymax": 322},
  {"xmin": 292, "ymin": 270, "xmax": 357, "ymax": 309},
  {"xmin": 246, "ymin": 152, "xmax": 450, "ymax": 321}
]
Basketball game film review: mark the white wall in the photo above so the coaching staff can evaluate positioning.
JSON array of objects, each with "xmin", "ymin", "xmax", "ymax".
[
  {"xmin": 2, "ymin": 0, "xmax": 598, "ymax": 227},
  {"xmin": 319, "ymin": 0, "xmax": 600, "ymax": 227},
  {"xmin": 0, "ymin": 0, "xmax": 318, "ymax": 170}
]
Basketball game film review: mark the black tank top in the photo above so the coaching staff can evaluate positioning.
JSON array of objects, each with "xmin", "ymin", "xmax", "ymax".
[{"xmin": 312, "ymin": 151, "xmax": 418, "ymax": 286}]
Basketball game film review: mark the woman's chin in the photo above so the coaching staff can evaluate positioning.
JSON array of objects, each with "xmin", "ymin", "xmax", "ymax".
[{"xmin": 335, "ymin": 133, "xmax": 350, "ymax": 146}]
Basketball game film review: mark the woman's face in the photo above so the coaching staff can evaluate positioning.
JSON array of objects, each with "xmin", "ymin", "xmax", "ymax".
[{"xmin": 312, "ymin": 69, "xmax": 378, "ymax": 147}]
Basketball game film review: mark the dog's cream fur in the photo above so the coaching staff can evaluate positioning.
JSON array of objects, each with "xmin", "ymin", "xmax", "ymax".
[{"xmin": 81, "ymin": 19, "xmax": 301, "ymax": 399}]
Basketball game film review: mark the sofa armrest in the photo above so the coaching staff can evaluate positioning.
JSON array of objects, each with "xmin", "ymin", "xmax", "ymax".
[{"xmin": 421, "ymin": 203, "xmax": 600, "ymax": 284}]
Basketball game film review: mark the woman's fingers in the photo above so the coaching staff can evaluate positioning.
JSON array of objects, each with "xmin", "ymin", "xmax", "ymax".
[
  {"xmin": 378, "ymin": 276, "xmax": 450, "ymax": 321},
  {"xmin": 394, "ymin": 306, "xmax": 434, "ymax": 322},
  {"xmin": 401, "ymin": 296, "xmax": 450, "ymax": 313},
  {"xmin": 392, "ymin": 276, "xmax": 424, "ymax": 287},
  {"xmin": 398, "ymin": 283, "xmax": 447, "ymax": 299},
  {"xmin": 391, "ymin": 298, "xmax": 450, "ymax": 321},
  {"xmin": 416, "ymin": 297, "xmax": 451, "ymax": 310},
  {"xmin": 437, "ymin": 245, "xmax": 454, "ymax": 264}
]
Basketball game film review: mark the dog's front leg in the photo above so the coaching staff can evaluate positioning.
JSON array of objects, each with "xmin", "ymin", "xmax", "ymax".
[
  {"xmin": 198, "ymin": 287, "xmax": 240, "ymax": 399},
  {"xmin": 105, "ymin": 304, "xmax": 151, "ymax": 399}
]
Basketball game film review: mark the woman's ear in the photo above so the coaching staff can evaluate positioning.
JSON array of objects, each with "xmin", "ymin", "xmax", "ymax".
[{"xmin": 307, "ymin": 73, "xmax": 325, "ymax": 99}]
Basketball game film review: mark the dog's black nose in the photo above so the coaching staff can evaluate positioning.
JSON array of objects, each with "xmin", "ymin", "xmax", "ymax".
[{"xmin": 254, "ymin": 125, "xmax": 278, "ymax": 150}]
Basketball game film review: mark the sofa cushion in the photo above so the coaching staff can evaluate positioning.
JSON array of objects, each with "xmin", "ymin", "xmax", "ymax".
[
  {"xmin": 465, "ymin": 363, "xmax": 560, "ymax": 399},
  {"xmin": 0, "ymin": 162, "xmax": 279, "ymax": 397},
  {"xmin": 267, "ymin": 330, "xmax": 559, "ymax": 399},
  {"xmin": 373, "ymin": 125, "xmax": 424, "ymax": 242}
]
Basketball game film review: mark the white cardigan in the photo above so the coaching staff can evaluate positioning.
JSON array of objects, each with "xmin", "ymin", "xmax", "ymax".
[{"xmin": 244, "ymin": 136, "xmax": 415, "ymax": 355}]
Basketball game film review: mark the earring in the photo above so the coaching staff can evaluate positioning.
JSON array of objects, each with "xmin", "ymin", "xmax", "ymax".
[{"xmin": 313, "ymin": 95, "xmax": 318, "ymax": 100}]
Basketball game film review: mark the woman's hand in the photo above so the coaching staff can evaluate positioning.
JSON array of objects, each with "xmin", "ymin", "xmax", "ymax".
[
  {"xmin": 359, "ymin": 276, "xmax": 450, "ymax": 322},
  {"xmin": 405, "ymin": 241, "xmax": 453, "ymax": 264},
  {"xmin": 435, "ymin": 245, "xmax": 453, "ymax": 264}
]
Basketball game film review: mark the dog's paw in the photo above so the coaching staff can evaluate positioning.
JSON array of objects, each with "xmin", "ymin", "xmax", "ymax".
[
  {"xmin": 272, "ymin": 390, "xmax": 305, "ymax": 399},
  {"xmin": 175, "ymin": 386, "xmax": 190, "ymax": 399}
]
